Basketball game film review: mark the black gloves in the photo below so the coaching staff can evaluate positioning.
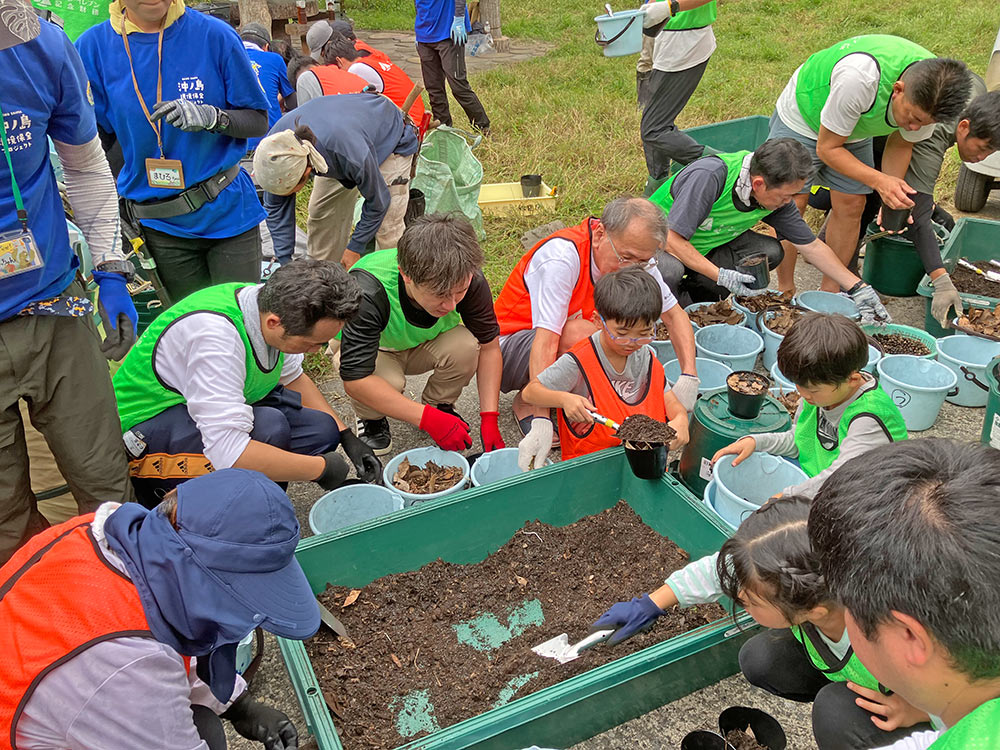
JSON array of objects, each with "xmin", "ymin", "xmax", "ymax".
[
  {"xmin": 339, "ymin": 430, "xmax": 382, "ymax": 484},
  {"xmin": 315, "ymin": 452, "xmax": 350, "ymax": 491},
  {"xmin": 222, "ymin": 694, "xmax": 298, "ymax": 750}
]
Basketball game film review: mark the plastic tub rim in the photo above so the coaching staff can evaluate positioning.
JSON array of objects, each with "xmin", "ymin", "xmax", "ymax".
[{"xmin": 876, "ymin": 355, "xmax": 958, "ymax": 393}]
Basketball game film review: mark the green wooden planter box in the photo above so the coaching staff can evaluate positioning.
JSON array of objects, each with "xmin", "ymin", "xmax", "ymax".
[{"xmin": 279, "ymin": 449, "xmax": 755, "ymax": 750}]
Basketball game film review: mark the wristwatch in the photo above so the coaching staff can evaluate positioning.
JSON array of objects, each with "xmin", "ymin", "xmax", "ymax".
[
  {"xmin": 211, "ymin": 108, "xmax": 231, "ymax": 133},
  {"xmin": 846, "ymin": 281, "xmax": 867, "ymax": 295},
  {"xmin": 96, "ymin": 260, "xmax": 136, "ymax": 283}
]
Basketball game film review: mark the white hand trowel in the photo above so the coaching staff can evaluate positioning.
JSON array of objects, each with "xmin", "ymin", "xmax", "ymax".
[{"xmin": 531, "ymin": 628, "xmax": 616, "ymax": 664}]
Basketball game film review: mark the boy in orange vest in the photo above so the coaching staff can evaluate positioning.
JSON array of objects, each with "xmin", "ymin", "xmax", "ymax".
[{"xmin": 521, "ymin": 267, "xmax": 689, "ymax": 463}]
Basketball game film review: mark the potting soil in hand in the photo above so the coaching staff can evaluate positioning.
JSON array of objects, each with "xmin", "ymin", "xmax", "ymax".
[
  {"xmin": 957, "ymin": 307, "xmax": 1000, "ymax": 338},
  {"xmin": 726, "ymin": 728, "xmax": 770, "ymax": 750},
  {"xmin": 689, "ymin": 299, "xmax": 744, "ymax": 327},
  {"xmin": 872, "ymin": 332, "xmax": 930, "ymax": 356},
  {"xmin": 763, "ymin": 307, "xmax": 803, "ymax": 335},
  {"xmin": 952, "ymin": 261, "xmax": 1000, "ymax": 298},
  {"xmin": 614, "ymin": 414, "xmax": 676, "ymax": 446},
  {"xmin": 307, "ymin": 502, "xmax": 725, "ymax": 749},
  {"xmin": 392, "ymin": 459, "xmax": 463, "ymax": 494},
  {"xmin": 733, "ymin": 290, "xmax": 793, "ymax": 313}
]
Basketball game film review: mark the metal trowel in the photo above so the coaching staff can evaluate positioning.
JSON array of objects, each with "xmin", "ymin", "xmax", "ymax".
[{"xmin": 531, "ymin": 628, "xmax": 616, "ymax": 663}]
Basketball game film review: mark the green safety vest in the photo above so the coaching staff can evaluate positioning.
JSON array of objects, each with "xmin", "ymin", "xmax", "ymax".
[
  {"xmin": 650, "ymin": 151, "xmax": 773, "ymax": 255},
  {"xmin": 794, "ymin": 383, "xmax": 908, "ymax": 477},
  {"xmin": 662, "ymin": 0, "xmax": 716, "ymax": 31},
  {"xmin": 113, "ymin": 283, "xmax": 284, "ymax": 432},
  {"xmin": 350, "ymin": 248, "xmax": 461, "ymax": 352},
  {"xmin": 929, "ymin": 697, "xmax": 1000, "ymax": 749},
  {"xmin": 790, "ymin": 623, "xmax": 881, "ymax": 691},
  {"xmin": 795, "ymin": 35, "xmax": 934, "ymax": 139}
]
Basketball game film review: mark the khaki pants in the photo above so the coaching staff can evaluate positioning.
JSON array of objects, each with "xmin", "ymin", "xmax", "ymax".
[
  {"xmin": 306, "ymin": 152, "xmax": 412, "ymax": 263},
  {"xmin": 352, "ymin": 325, "xmax": 480, "ymax": 420}
]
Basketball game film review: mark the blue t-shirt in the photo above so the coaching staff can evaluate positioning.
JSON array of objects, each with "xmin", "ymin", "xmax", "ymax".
[
  {"xmin": 76, "ymin": 11, "xmax": 267, "ymax": 239},
  {"xmin": 244, "ymin": 44, "xmax": 293, "ymax": 152},
  {"xmin": 0, "ymin": 21, "xmax": 97, "ymax": 321},
  {"xmin": 414, "ymin": 0, "xmax": 470, "ymax": 44}
]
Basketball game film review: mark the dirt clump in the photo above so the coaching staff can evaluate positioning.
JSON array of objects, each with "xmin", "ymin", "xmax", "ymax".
[
  {"xmin": 689, "ymin": 299, "xmax": 745, "ymax": 327},
  {"xmin": 614, "ymin": 414, "xmax": 676, "ymax": 446},
  {"xmin": 957, "ymin": 307, "xmax": 1000, "ymax": 338},
  {"xmin": 725, "ymin": 728, "xmax": 770, "ymax": 750},
  {"xmin": 952, "ymin": 261, "xmax": 1000, "ymax": 298},
  {"xmin": 763, "ymin": 307, "xmax": 803, "ymax": 335},
  {"xmin": 306, "ymin": 502, "xmax": 726, "ymax": 749},
  {"xmin": 727, "ymin": 372, "xmax": 768, "ymax": 395},
  {"xmin": 872, "ymin": 332, "xmax": 930, "ymax": 356},
  {"xmin": 392, "ymin": 459, "xmax": 463, "ymax": 494},
  {"xmin": 734, "ymin": 290, "xmax": 793, "ymax": 313}
]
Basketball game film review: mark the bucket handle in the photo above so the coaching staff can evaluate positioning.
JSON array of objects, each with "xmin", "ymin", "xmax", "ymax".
[
  {"xmin": 595, "ymin": 14, "xmax": 636, "ymax": 46},
  {"xmin": 961, "ymin": 365, "xmax": 990, "ymax": 392},
  {"xmin": 947, "ymin": 385, "xmax": 960, "ymax": 397}
]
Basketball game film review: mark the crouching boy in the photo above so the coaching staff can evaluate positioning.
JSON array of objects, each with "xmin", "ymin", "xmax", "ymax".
[
  {"xmin": 519, "ymin": 267, "xmax": 689, "ymax": 469},
  {"xmin": 714, "ymin": 312, "xmax": 906, "ymax": 498}
]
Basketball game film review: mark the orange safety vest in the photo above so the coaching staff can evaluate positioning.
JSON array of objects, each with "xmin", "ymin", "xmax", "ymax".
[
  {"xmin": 355, "ymin": 39, "xmax": 390, "ymax": 64},
  {"xmin": 352, "ymin": 59, "xmax": 426, "ymax": 122},
  {"xmin": 494, "ymin": 218, "xmax": 599, "ymax": 337},
  {"xmin": 312, "ymin": 64, "xmax": 370, "ymax": 96},
  {"xmin": 0, "ymin": 515, "xmax": 179, "ymax": 748},
  {"xmin": 557, "ymin": 336, "xmax": 667, "ymax": 461}
]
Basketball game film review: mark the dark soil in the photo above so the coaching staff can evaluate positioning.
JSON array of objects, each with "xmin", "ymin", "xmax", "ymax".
[
  {"xmin": 872, "ymin": 332, "xmax": 930, "ymax": 356},
  {"xmin": 726, "ymin": 728, "xmax": 769, "ymax": 750},
  {"xmin": 615, "ymin": 414, "xmax": 676, "ymax": 445},
  {"xmin": 727, "ymin": 372, "xmax": 768, "ymax": 395},
  {"xmin": 391, "ymin": 459, "xmax": 463, "ymax": 495},
  {"xmin": 739, "ymin": 255, "xmax": 766, "ymax": 267},
  {"xmin": 689, "ymin": 299, "xmax": 745, "ymax": 327},
  {"xmin": 957, "ymin": 307, "xmax": 1000, "ymax": 338},
  {"xmin": 734, "ymin": 290, "xmax": 794, "ymax": 313},
  {"xmin": 774, "ymin": 390, "xmax": 801, "ymax": 416},
  {"xmin": 762, "ymin": 307, "xmax": 803, "ymax": 336},
  {"xmin": 307, "ymin": 502, "xmax": 726, "ymax": 749},
  {"xmin": 953, "ymin": 261, "xmax": 1000, "ymax": 298}
]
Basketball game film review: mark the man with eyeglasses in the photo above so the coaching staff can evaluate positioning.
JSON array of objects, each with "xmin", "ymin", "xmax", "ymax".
[
  {"xmin": 494, "ymin": 196, "xmax": 698, "ymax": 472},
  {"xmin": 650, "ymin": 138, "xmax": 891, "ymax": 324}
]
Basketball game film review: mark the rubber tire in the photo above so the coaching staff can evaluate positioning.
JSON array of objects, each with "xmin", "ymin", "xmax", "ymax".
[{"xmin": 954, "ymin": 164, "xmax": 992, "ymax": 212}]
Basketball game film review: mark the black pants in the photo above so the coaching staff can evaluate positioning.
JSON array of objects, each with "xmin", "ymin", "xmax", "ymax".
[
  {"xmin": 192, "ymin": 705, "xmax": 227, "ymax": 750},
  {"xmin": 739, "ymin": 629, "xmax": 933, "ymax": 750},
  {"xmin": 640, "ymin": 60, "xmax": 712, "ymax": 180},
  {"xmin": 143, "ymin": 224, "xmax": 262, "ymax": 303},
  {"xmin": 416, "ymin": 39, "xmax": 490, "ymax": 131},
  {"xmin": 657, "ymin": 230, "xmax": 784, "ymax": 305}
]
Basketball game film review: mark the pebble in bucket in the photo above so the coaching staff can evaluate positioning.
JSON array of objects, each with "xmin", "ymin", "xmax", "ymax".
[{"xmin": 877, "ymin": 355, "xmax": 958, "ymax": 431}]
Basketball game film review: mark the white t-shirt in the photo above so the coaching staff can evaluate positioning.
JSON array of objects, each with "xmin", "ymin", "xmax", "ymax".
[
  {"xmin": 501, "ymin": 237, "xmax": 678, "ymax": 341},
  {"xmin": 775, "ymin": 55, "xmax": 935, "ymax": 143},
  {"xmin": 651, "ymin": 26, "xmax": 716, "ymax": 74},
  {"xmin": 348, "ymin": 61, "xmax": 383, "ymax": 92},
  {"xmin": 151, "ymin": 286, "xmax": 305, "ymax": 469}
]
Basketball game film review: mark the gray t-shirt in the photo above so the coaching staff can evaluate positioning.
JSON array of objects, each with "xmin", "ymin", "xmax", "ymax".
[
  {"xmin": 537, "ymin": 331, "xmax": 667, "ymax": 403},
  {"xmin": 666, "ymin": 156, "xmax": 816, "ymax": 246}
]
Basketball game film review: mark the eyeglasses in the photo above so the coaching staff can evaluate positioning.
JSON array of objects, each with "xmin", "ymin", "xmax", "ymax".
[
  {"xmin": 606, "ymin": 233, "xmax": 658, "ymax": 271},
  {"xmin": 600, "ymin": 316, "xmax": 656, "ymax": 344}
]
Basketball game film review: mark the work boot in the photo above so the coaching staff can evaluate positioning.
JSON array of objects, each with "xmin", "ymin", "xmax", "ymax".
[
  {"xmin": 356, "ymin": 417, "xmax": 392, "ymax": 456},
  {"xmin": 643, "ymin": 174, "xmax": 669, "ymax": 198}
]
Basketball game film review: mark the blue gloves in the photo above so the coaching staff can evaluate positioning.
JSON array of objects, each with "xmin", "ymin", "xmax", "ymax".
[
  {"xmin": 93, "ymin": 270, "xmax": 138, "ymax": 361},
  {"xmin": 450, "ymin": 16, "xmax": 468, "ymax": 45},
  {"xmin": 591, "ymin": 594, "xmax": 665, "ymax": 645}
]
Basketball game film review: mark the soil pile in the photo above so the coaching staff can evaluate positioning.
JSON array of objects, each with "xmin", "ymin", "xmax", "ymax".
[
  {"xmin": 957, "ymin": 307, "xmax": 1000, "ymax": 338},
  {"xmin": 727, "ymin": 372, "xmax": 768, "ymax": 395},
  {"xmin": 307, "ymin": 502, "xmax": 725, "ymax": 749},
  {"xmin": 614, "ymin": 414, "xmax": 676, "ymax": 446},
  {"xmin": 726, "ymin": 728, "xmax": 770, "ymax": 750},
  {"xmin": 763, "ymin": 307, "xmax": 803, "ymax": 335},
  {"xmin": 953, "ymin": 261, "xmax": 1000, "ymax": 298},
  {"xmin": 392, "ymin": 459, "xmax": 463, "ymax": 494},
  {"xmin": 734, "ymin": 290, "xmax": 793, "ymax": 313},
  {"xmin": 689, "ymin": 299, "xmax": 744, "ymax": 327},
  {"xmin": 872, "ymin": 332, "xmax": 930, "ymax": 356}
]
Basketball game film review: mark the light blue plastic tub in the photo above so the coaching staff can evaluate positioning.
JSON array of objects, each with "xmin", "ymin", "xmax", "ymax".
[
  {"xmin": 684, "ymin": 301, "xmax": 747, "ymax": 332},
  {"xmin": 594, "ymin": 9, "xmax": 645, "ymax": 57},
  {"xmin": 470, "ymin": 447, "xmax": 551, "ymax": 487},
  {"xmin": 936, "ymin": 335, "xmax": 1000, "ymax": 407},
  {"xmin": 695, "ymin": 324, "xmax": 764, "ymax": 372},
  {"xmin": 235, "ymin": 631, "xmax": 255, "ymax": 673},
  {"xmin": 770, "ymin": 362, "xmax": 796, "ymax": 392},
  {"xmin": 877, "ymin": 355, "xmax": 958, "ymax": 431},
  {"xmin": 759, "ymin": 312, "xmax": 786, "ymax": 371},
  {"xmin": 712, "ymin": 453, "xmax": 809, "ymax": 528},
  {"xmin": 664, "ymin": 356, "xmax": 733, "ymax": 395},
  {"xmin": 794, "ymin": 290, "xmax": 860, "ymax": 320},
  {"xmin": 702, "ymin": 480, "xmax": 736, "ymax": 533},
  {"xmin": 864, "ymin": 344, "xmax": 882, "ymax": 374},
  {"xmin": 308, "ymin": 484, "xmax": 406, "ymax": 535},
  {"xmin": 650, "ymin": 339, "xmax": 676, "ymax": 365},
  {"xmin": 382, "ymin": 447, "xmax": 470, "ymax": 506}
]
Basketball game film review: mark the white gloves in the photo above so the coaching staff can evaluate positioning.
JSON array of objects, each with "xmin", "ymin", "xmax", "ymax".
[
  {"xmin": 931, "ymin": 273, "xmax": 963, "ymax": 327},
  {"xmin": 642, "ymin": 0, "xmax": 672, "ymax": 27},
  {"xmin": 671, "ymin": 373, "xmax": 700, "ymax": 412},
  {"xmin": 717, "ymin": 268, "xmax": 764, "ymax": 297},
  {"xmin": 517, "ymin": 417, "xmax": 554, "ymax": 472}
]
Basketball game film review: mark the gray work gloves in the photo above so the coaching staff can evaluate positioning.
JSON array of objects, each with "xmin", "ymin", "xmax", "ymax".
[
  {"xmin": 717, "ymin": 268, "xmax": 764, "ymax": 297},
  {"xmin": 151, "ymin": 98, "xmax": 221, "ymax": 133},
  {"xmin": 223, "ymin": 695, "xmax": 298, "ymax": 750},
  {"xmin": 931, "ymin": 272, "xmax": 963, "ymax": 327},
  {"xmin": 849, "ymin": 283, "xmax": 892, "ymax": 325},
  {"xmin": 670, "ymin": 373, "xmax": 700, "ymax": 412},
  {"xmin": 641, "ymin": 0, "xmax": 672, "ymax": 27}
]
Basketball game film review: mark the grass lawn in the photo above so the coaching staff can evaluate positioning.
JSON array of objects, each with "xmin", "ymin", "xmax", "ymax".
[{"xmin": 321, "ymin": 0, "xmax": 996, "ymax": 291}]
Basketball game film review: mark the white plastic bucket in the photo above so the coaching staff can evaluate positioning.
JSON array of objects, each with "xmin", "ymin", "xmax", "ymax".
[
  {"xmin": 877, "ymin": 355, "xmax": 958, "ymax": 431},
  {"xmin": 382, "ymin": 446, "xmax": 471, "ymax": 506},
  {"xmin": 594, "ymin": 9, "xmax": 645, "ymax": 57}
]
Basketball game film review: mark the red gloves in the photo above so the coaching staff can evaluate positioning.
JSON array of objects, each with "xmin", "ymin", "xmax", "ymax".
[
  {"xmin": 479, "ymin": 411, "xmax": 506, "ymax": 452},
  {"xmin": 419, "ymin": 405, "xmax": 472, "ymax": 450}
]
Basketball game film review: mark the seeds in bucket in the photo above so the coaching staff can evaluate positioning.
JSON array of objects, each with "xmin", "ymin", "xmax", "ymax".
[
  {"xmin": 726, "ymin": 727, "xmax": 770, "ymax": 750},
  {"xmin": 614, "ymin": 414, "xmax": 676, "ymax": 446},
  {"xmin": 734, "ymin": 290, "xmax": 793, "ymax": 313},
  {"xmin": 957, "ymin": 307, "xmax": 1000, "ymax": 338},
  {"xmin": 392, "ymin": 459, "xmax": 463, "ymax": 494},
  {"xmin": 688, "ymin": 299, "xmax": 744, "ymax": 327},
  {"xmin": 726, "ymin": 372, "xmax": 768, "ymax": 395},
  {"xmin": 763, "ymin": 307, "xmax": 803, "ymax": 335},
  {"xmin": 872, "ymin": 332, "xmax": 930, "ymax": 357}
]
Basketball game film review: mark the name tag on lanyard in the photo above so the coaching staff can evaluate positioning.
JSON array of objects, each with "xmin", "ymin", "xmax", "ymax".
[
  {"xmin": 145, "ymin": 157, "xmax": 186, "ymax": 190},
  {"xmin": 0, "ymin": 228, "xmax": 44, "ymax": 279}
]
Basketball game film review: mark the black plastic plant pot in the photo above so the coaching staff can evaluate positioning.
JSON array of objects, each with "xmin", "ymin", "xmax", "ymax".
[
  {"xmin": 680, "ymin": 729, "xmax": 735, "ymax": 750},
  {"xmin": 404, "ymin": 188, "xmax": 426, "ymax": 226},
  {"xmin": 623, "ymin": 442, "xmax": 668, "ymax": 480},
  {"xmin": 880, "ymin": 206, "xmax": 912, "ymax": 233},
  {"xmin": 726, "ymin": 371, "xmax": 770, "ymax": 420},
  {"xmin": 718, "ymin": 706, "xmax": 787, "ymax": 750},
  {"xmin": 520, "ymin": 174, "xmax": 542, "ymax": 198},
  {"xmin": 736, "ymin": 253, "xmax": 770, "ymax": 290}
]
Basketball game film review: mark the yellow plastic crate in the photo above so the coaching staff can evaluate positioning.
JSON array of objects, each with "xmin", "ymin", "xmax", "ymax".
[{"xmin": 478, "ymin": 181, "xmax": 558, "ymax": 217}]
